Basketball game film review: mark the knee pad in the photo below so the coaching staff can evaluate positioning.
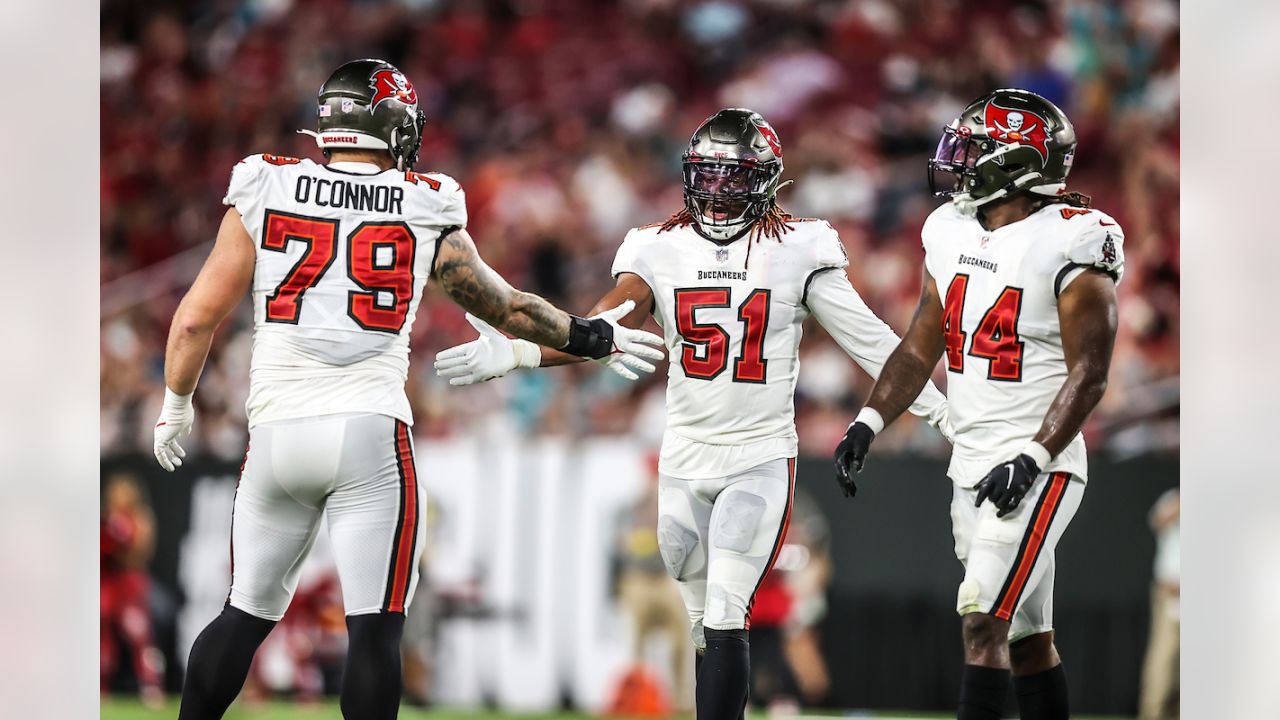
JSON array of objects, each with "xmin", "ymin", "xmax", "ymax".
[
  {"xmin": 712, "ymin": 491, "xmax": 766, "ymax": 553},
  {"xmin": 957, "ymin": 577, "xmax": 983, "ymax": 615},
  {"xmin": 658, "ymin": 515, "xmax": 701, "ymax": 580}
]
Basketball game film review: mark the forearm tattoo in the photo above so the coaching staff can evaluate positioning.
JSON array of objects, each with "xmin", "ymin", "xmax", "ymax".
[{"xmin": 435, "ymin": 230, "xmax": 571, "ymax": 348}]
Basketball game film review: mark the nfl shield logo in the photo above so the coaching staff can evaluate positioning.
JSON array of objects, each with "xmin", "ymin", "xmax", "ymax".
[
  {"xmin": 715, "ymin": 247, "xmax": 729, "ymax": 263},
  {"xmin": 980, "ymin": 236, "xmax": 990, "ymax": 249}
]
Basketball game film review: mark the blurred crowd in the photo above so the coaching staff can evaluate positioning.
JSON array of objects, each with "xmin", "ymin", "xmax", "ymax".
[{"xmin": 101, "ymin": 0, "xmax": 1180, "ymax": 463}]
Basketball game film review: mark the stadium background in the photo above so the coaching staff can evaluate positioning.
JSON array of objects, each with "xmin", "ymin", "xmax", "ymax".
[{"xmin": 100, "ymin": 0, "xmax": 1179, "ymax": 717}]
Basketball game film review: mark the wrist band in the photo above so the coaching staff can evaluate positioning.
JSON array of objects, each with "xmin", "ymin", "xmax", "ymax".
[
  {"xmin": 163, "ymin": 388, "xmax": 193, "ymax": 409},
  {"xmin": 511, "ymin": 339, "xmax": 543, "ymax": 369},
  {"xmin": 853, "ymin": 407, "xmax": 885, "ymax": 436},
  {"xmin": 561, "ymin": 315, "xmax": 614, "ymax": 359},
  {"xmin": 1022, "ymin": 441, "xmax": 1052, "ymax": 470}
]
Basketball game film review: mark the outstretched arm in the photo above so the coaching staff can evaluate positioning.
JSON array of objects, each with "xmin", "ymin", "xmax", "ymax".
[
  {"xmin": 832, "ymin": 265, "xmax": 947, "ymax": 495},
  {"xmin": 433, "ymin": 227, "xmax": 573, "ymax": 348},
  {"xmin": 155, "ymin": 207, "xmax": 256, "ymax": 470},
  {"xmin": 432, "ymin": 233, "xmax": 664, "ymax": 385},
  {"xmin": 537, "ymin": 272, "xmax": 655, "ymax": 367},
  {"xmin": 804, "ymin": 268, "xmax": 948, "ymax": 429}
]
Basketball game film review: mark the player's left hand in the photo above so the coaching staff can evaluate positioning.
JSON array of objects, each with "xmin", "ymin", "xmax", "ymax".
[
  {"xmin": 434, "ymin": 313, "xmax": 541, "ymax": 386},
  {"xmin": 974, "ymin": 454, "xmax": 1041, "ymax": 517},
  {"xmin": 833, "ymin": 422, "xmax": 875, "ymax": 498},
  {"xmin": 590, "ymin": 300, "xmax": 666, "ymax": 364},
  {"xmin": 153, "ymin": 389, "xmax": 195, "ymax": 472}
]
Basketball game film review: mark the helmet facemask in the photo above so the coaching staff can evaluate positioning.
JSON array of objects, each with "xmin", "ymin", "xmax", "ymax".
[
  {"xmin": 928, "ymin": 89, "xmax": 1077, "ymax": 215},
  {"xmin": 683, "ymin": 161, "xmax": 778, "ymax": 241}
]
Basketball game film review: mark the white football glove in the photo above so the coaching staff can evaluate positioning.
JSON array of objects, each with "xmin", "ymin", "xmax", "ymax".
[
  {"xmin": 434, "ymin": 301, "xmax": 665, "ymax": 386},
  {"xmin": 589, "ymin": 300, "xmax": 666, "ymax": 368},
  {"xmin": 153, "ymin": 388, "xmax": 194, "ymax": 472},
  {"xmin": 434, "ymin": 313, "xmax": 543, "ymax": 386}
]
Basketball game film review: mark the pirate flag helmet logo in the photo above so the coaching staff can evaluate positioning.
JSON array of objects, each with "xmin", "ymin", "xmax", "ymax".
[{"xmin": 927, "ymin": 88, "xmax": 1078, "ymax": 212}]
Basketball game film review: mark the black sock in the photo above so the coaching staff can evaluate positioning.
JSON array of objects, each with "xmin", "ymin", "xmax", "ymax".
[
  {"xmin": 958, "ymin": 664, "xmax": 1010, "ymax": 720},
  {"xmin": 697, "ymin": 628, "xmax": 750, "ymax": 720},
  {"xmin": 178, "ymin": 605, "xmax": 276, "ymax": 720},
  {"xmin": 341, "ymin": 612, "xmax": 406, "ymax": 720},
  {"xmin": 1014, "ymin": 664, "xmax": 1069, "ymax": 720}
]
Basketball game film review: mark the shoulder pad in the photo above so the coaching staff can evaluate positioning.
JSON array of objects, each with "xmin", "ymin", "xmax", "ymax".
[
  {"xmin": 1062, "ymin": 209, "xmax": 1125, "ymax": 282},
  {"xmin": 403, "ymin": 171, "xmax": 467, "ymax": 229},
  {"xmin": 223, "ymin": 154, "xmax": 271, "ymax": 207}
]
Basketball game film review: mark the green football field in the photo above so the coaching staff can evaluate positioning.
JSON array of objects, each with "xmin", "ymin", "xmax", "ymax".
[{"xmin": 100, "ymin": 698, "xmax": 1134, "ymax": 720}]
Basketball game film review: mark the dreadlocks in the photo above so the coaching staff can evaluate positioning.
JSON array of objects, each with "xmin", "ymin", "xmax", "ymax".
[
  {"xmin": 657, "ymin": 203, "xmax": 796, "ymax": 242},
  {"xmin": 1042, "ymin": 190, "xmax": 1092, "ymax": 209}
]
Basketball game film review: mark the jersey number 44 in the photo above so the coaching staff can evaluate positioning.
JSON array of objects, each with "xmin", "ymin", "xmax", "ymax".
[{"xmin": 941, "ymin": 274, "xmax": 1025, "ymax": 382}]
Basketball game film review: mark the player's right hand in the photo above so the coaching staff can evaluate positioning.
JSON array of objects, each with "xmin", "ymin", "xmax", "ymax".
[
  {"xmin": 833, "ymin": 421, "xmax": 875, "ymax": 498},
  {"xmin": 589, "ymin": 300, "xmax": 666, "ymax": 366},
  {"xmin": 434, "ymin": 313, "xmax": 541, "ymax": 386},
  {"xmin": 153, "ymin": 389, "xmax": 195, "ymax": 472}
]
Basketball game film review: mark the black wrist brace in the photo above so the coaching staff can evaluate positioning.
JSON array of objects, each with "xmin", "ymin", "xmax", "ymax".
[{"xmin": 561, "ymin": 315, "xmax": 614, "ymax": 359}]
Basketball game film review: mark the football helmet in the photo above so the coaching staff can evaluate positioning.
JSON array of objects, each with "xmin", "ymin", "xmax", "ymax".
[
  {"xmin": 681, "ymin": 108, "xmax": 785, "ymax": 241},
  {"xmin": 928, "ymin": 89, "xmax": 1076, "ymax": 213},
  {"xmin": 299, "ymin": 59, "xmax": 425, "ymax": 171}
]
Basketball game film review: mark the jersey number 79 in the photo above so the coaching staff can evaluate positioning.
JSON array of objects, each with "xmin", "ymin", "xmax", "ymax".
[
  {"xmin": 941, "ymin": 274, "xmax": 1025, "ymax": 381},
  {"xmin": 674, "ymin": 288, "xmax": 770, "ymax": 383},
  {"xmin": 261, "ymin": 210, "xmax": 417, "ymax": 333}
]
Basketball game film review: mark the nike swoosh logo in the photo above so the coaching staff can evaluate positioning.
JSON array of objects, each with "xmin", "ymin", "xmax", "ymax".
[
  {"xmin": 1099, "ymin": 220, "xmax": 1116, "ymax": 226},
  {"xmin": 1006, "ymin": 466, "xmax": 1015, "ymax": 491}
]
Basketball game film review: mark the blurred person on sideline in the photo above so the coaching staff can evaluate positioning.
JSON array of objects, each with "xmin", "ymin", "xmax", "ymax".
[
  {"xmin": 151, "ymin": 58, "xmax": 664, "ymax": 720},
  {"xmin": 778, "ymin": 490, "xmax": 833, "ymax": 707},
  {"xmin": 437, "ymin": 108, "xmax": 951, "ymax": 719},
  {"xmin": 836, "ymin": 89, "xmax": 1125, "ymax": 720},
  {"xmin": 745, "ymin": 487, "xmax": 833, "ymax": 713},
  {"xmin": 101, "ymin": 472, "xmax": 164, "ymax": 705},
  {"xmin": 1139, "ymin": 488, "xmax": 1179, "ymax": 719},
  {"xmin": 610, "ymin": 457, "xmax": 692, "ymax": 713}
]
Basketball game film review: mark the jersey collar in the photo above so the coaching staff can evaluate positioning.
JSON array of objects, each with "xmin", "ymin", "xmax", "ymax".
[{"xmin": 325, "ymin": 161, "xmax": 386, "ymax": 175}]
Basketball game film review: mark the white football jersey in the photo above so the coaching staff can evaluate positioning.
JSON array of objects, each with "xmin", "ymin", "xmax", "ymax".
[
  {"xmin": 223, "ymin": 154, "xmax": 466, "ymax": 427},
  {"xmin": 614, "ymin": 220, "xmax": 947, "ymax": 480},
  {"xmin": 921, "ymin": 201, "xmax": 1125, "ymax": 486}
]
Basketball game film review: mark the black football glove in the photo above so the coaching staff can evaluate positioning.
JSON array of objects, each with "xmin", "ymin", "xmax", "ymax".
[
  {"xmin": 974, "ymin": 454, "xmax": 1041, "ymax": 517},
  {"xmin": 833, "ymin": 422, "xmax": 876, "ymax": 498}
]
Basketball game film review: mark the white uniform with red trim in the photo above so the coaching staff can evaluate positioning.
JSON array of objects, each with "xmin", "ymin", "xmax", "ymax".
[
  {"xmin": 226, "ymin": 153, "xmax": 466, "ymax": 428},
  {"xmin": 921, "ymin": 200, "xmax": 1125, "ymax": 639},
  {"xmin": 613, "ymin": 219, "xmax": 948, "ymax": 638},
  {"xmin": 220, "ymin": 155, "xmax": 462, "ymax": 619}
]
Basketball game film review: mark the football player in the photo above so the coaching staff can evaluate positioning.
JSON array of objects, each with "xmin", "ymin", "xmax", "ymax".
[
  {"xmin": 434, "ymin": 108, "xmax": 951, "ymax": 719},
  {"xmin": 152, "ymin": 59, "xmax": 663, "ymax": 720},
  {"xmin": 833, "ymin": 89, "xmax": 1124, "ymax": 720}
]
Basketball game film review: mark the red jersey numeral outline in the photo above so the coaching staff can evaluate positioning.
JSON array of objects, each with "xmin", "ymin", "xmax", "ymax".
[
  {"xmin": 733, "ymin": 288, "xmax": 771, "ymax": 383},
  {"xmin": 967, "ymin": 286, "xmax": 1025, "ymax": 381},
  {"xmin": 674, "ymin": 287, "xmax": 772, "ymax": 383},
  {"xmin": 346, "ymin": 222, "xmax": 417, "ymax": 333},
  {"xmin": 674, "ymin": 288, "xmax": 732, "ymax": 380},
  {"xmin": 261, "ymin": 211, "xmax": 339, "ymax": 324},
  {"xmin": 940, "ymin": 274, "xmax": 1025, "ymax": 382},
  {"xmin": 260, "ymin": 210, "xmax": 417, "ymax": 331},
  {"xmin": 941, "ymin": 273, "xmax": 970, "ymax": 372}
]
